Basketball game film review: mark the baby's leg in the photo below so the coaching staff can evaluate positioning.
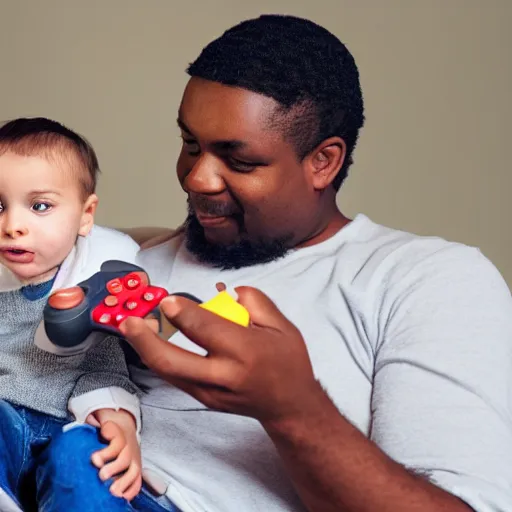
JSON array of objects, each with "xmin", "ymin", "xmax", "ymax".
[
  {"xmin": 0, "ymin": 400, "xmax": 30, "ymax": 509},
  {"xmin": 36, "ymin": 424, "xmax": 134, "ymax": 511}
]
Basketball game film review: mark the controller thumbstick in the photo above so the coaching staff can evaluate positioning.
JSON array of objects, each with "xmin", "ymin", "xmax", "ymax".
[{"xmin": 48, "ymin": 286, "xmax": 85, "ymax": 310}]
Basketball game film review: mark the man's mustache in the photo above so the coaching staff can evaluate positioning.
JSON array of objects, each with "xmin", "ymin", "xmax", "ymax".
[{"xmin": 188, "ymin": 195, "xmax": 240, "ymax": 217}]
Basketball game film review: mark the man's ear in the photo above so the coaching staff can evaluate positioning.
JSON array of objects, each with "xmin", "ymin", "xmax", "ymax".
[
  {"xmin": 305, "ymin": 137, "xmax": 346, "ymax": 191},
  {"xmin": 78, "ymin": 194, "xmax": 99, "ymax": 237}
]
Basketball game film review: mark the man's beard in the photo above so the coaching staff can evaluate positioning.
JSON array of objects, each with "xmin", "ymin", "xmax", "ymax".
[{"xmin": 184, "ymin": 207, "xmax": 293, "ymax": 270}]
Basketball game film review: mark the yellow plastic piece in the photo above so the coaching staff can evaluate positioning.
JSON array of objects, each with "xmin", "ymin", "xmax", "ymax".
[{"xmin": 199, "ymin": 291, "xmax": 250, "ymax": 327}]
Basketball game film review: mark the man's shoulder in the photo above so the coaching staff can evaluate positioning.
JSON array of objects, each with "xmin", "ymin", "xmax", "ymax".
[
  {"xmin": 350, "ymin": 214, "xmax": 465, "ymax": 256},
  {"xmin": 348, "ymin": 215, "xmax": 504, "ymax": 291}
]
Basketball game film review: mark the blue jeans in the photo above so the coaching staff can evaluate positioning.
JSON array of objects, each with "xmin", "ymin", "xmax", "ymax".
[{"xmin": 0, "ymin": 400, "xmax": 177, "ymax": 512}]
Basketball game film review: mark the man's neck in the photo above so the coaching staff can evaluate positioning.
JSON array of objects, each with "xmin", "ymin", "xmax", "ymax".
[{"xmin": 296, "ymin": 208, "xmax": 351, "ymax": 249}]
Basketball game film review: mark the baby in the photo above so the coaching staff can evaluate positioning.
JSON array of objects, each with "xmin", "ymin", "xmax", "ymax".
[{"xmin": 0, "ymin": 117, "xmax": 142, "ymax": 511}]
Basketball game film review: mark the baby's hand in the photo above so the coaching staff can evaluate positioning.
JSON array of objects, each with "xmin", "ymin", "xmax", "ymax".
[{"xmin": 91, "ymin": 417, "xmax": 142, "ymax": 501}]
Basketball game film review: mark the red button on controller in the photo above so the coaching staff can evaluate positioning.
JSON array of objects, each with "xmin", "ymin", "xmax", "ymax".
[
  {"xmin": 125, "ymin": 300, "xmax": 138, "ymax": 310},
  {"xmin": 107, "ymin": 279, "xmax": 123, "ymax": 295},
  {"xmin": 104, "ymin": 295, "xmax": 118, "ymax": 307},
  {"xmin": 126, "ymin": 278, "xmax": 139, "ymax": 289},
  {"xmin": 114, "ymin": 313, "xmax": 127, "ymax": 326},
  {"xmin": 98, "ymin": 313, "xmax": 111, "ymax": 324},
  {"xmin": 92, "ymin": 271, "xmax": 168, "ymax": 333}
]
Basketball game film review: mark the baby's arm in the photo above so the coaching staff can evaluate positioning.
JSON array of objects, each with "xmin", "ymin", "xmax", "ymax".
[
  {"xmin": 68, "ymin": 335, "xmax": 141, "ymax": 429},
  {"xmin": 67, "ymin": 335, "xmax": 143, "ymax": 500}
]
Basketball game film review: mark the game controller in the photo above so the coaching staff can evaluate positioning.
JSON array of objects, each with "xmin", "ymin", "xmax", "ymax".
[{"xmin": 43, "ymin": 260, "xmax": 250, "ymax": 350}]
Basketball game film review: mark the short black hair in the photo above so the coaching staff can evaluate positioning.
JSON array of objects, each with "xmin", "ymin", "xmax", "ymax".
[
  {"xmin": 0, "ymin": 117, "xmax": 100, "ymax": 198},
  {"xmin": 187, "ymin": 14, "xmax": 365, "ymax": 190}
]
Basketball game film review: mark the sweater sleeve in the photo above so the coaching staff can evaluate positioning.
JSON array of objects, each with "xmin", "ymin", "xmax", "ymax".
[{"xmin": 69, "ymin": 336, "xmax": 141, "ymax": 429}]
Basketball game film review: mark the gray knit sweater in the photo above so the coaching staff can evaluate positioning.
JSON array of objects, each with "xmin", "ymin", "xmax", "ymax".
[{"xmin": 0, "ymin": 286, "xmax": 139, "ymax": 419}]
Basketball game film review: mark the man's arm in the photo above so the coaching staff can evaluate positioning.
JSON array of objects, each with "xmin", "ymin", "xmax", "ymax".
[
  {"xmin": 262, "ymin": 386, "xmax": 472, "ymax": 512},
  {"xmin": 118, "ymin": 247, "xmax": 512, "ymax": 512},
  {"xmin": 263, "ymin": 246, "xmax": 511, "ymax": 512}
]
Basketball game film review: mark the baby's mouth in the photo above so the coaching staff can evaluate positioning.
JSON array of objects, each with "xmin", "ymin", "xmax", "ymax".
[{"xmin": 0, "ymin": 248, "xmax": 35, "ymax": 263}]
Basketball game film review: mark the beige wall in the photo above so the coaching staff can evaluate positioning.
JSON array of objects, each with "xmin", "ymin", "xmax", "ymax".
[{"xmin": 1, "ymin": 0, "xmax": 511, "ymax": 285}]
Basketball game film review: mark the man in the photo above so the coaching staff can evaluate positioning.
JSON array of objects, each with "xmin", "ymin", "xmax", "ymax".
[{"xmin": 53, "ymin": 14, "xmax": 512, "ymax": 512}]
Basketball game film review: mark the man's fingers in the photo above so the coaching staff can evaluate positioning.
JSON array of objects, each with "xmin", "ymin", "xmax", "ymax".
[
  {"xmin": 142, "ymin": 315, "xmax": 161, "ymax": 334},
  {"xmin": 158, "ymin": 295, "xmax": 250, "ymax": 354},
  {"xmin": 120, "ymin": 289, "xmax": 292, "ymax": 386},
  {"xmin": 119, "ymin": 316, "xmax": 227, "ymax": 384},
  {"xmin": 234, "ymin": 286, "xmax": 292, "ymax": 331}
]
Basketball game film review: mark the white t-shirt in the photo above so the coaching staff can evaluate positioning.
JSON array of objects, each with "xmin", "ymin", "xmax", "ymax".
[{"xmin": 135, "ymin": 214, "xmax": 512, "ymax": 512}]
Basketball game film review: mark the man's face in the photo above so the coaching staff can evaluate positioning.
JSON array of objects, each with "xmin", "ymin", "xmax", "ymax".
[{"xmin": 177, "ymin": 77, "xmax": 320, "ymax": 269}]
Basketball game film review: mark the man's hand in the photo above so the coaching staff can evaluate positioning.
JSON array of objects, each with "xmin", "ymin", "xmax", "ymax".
[
  {"xmin": 119, "ymin": 286, "xmax": 322, "ymax": 425},
  {"xmin": 90, "ymin": 409, "xmax": 142, "ymax": 501}
]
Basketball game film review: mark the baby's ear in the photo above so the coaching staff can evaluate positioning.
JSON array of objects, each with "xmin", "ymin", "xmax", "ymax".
[{"xmin": 78, "ymin": 194, "xmax": 99, "ymax": 237}]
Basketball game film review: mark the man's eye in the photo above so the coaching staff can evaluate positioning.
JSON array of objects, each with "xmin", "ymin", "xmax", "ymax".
[
  {"xmin": 229, "ymin": 158, "xmax": 258, "ymax": 173},
  {"xmin": 32, "ymin": 202, "xmax": 51, "ymax": 212},
  {"xmin": 181, "ymin": 137, "xmax": 200, "ymax": 156}
]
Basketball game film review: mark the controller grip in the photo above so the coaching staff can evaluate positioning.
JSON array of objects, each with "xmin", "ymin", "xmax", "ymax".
[{"xmin": 43, "ymin": 298, "xmax": 92, "ymax": 348}]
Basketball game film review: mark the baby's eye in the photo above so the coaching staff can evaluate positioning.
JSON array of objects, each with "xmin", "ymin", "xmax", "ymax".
[{"xmin": 32, "ymin": 202, "xmax": 52, "ymax": 212}]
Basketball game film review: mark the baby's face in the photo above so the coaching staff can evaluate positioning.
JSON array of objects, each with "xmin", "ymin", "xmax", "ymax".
[{"xmin": 0, "ymin": 152, "xmax": 95, "ymax": 283}]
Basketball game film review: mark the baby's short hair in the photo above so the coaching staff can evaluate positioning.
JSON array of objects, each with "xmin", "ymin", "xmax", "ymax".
[{"xmin": 0, "ymin": 117, "xmax": 100, "ymax": 199}]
